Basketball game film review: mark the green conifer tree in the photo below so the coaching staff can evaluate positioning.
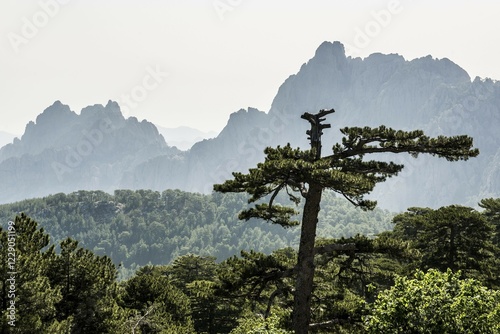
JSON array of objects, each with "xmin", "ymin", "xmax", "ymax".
[
  {"xmin": 47, "ymin": 237, "xmax": 124, "ymax": 333},
  {"xmin": 391, "ymin": 205, "xmax": 498, "ymax": 283},
  {"xmin": 214, "ymin": 109, "xmax": 479, "ymax": 333},
  {"xmin": 479, "ymin": 198, "xmax": 500, "ymax": 246},
  {"xmin": 0, "ymin": 214, "xmax": 61, "ymax": 333},
  {"xmin": 120, "ymin": 265, "xmax": 195, "ymax": 333}
]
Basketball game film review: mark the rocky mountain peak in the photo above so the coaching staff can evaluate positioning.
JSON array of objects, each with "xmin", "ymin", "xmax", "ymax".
[
  {"xmin": 33, "ymin": 100, "xmax": 76, "ymax": 128},
  {"xmin": 219, "ymin": 107, "xmax": 268, "ymax": 139},
  {"xmin": 313, "ymin": 41, "xmax": 347, "ymax": 64},
  {"xmin": 80, "ymin": 100, "xmax": 125, "ymax": 124}
]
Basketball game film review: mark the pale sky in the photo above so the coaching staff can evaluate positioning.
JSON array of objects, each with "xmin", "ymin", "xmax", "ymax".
[{"xmin": 1, "ymin": 0, "xmax": 499, "ymax": 135}]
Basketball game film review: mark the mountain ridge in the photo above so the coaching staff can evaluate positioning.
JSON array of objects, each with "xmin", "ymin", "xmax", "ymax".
[
  {"xmin": 0, "ymin": 100, "xmax": 183, "ymax": 203},
  {"xmin": 1, "ymin": 41, "xmax": 499, "ymax": 210}
]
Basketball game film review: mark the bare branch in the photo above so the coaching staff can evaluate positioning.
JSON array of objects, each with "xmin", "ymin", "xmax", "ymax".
[
  {"xmin": 309, "ymin": 318, "xmax": 350, "ymax": 329},
  {"xmin": 131, "ymin": 305, "xmax": 155, "ymax": 334},
  {"xmin": 317, "ymin": 108, "xmax": 336, "ymax": 118}
]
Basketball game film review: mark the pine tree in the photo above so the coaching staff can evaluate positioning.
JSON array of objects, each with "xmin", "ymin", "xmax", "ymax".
[
  {"xmin": 391, "ymin": 205, "xmax": 498, "ymax": 285},
  {"xmin": 214, "ymin": 109, "xmax": 479, "ymax": 333},
  {"xmin": 479, "ymin": 198, "xmax": 500, "ymax": 246},
  {"xmin": 0, "ymin": 214, "xmax": 61, "ymax": 333},
  {"xmin": 47, "ymin": 237, "xmax": 123, "ymax": 333},
  {"xmin": 120, "ymin": 265, "xmax": 195, "ymax": 333}
]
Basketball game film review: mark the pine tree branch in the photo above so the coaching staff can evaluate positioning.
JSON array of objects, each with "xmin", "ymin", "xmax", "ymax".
[
  {"xmin": 339, "ymin": 191, "xmax": 362, "ymax": 207},
  {"xmin": 268, "ymin": 183, "xmax": 284, "ymax": 207},
  {"xmin": 329, "ymin": 126, "xmax": 479, "ymax": 162},
  {"xmin": 264, "ymin": 287, "xmax": 285, "ymax": 319}
]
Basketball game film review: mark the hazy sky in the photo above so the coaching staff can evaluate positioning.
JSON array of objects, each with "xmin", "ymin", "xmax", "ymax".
[{"xmin": 1, "ymin": 0, "xmax": 499, "ymax": 135}]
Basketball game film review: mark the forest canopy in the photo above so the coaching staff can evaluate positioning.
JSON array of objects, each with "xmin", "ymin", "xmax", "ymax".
[
  {"xmin": 0, "ymin": 189, "xmax": 393, "ymax": 278},
  {"xmin": 1, "ymin": 198, "xmax": 499, "ymax": 333}
]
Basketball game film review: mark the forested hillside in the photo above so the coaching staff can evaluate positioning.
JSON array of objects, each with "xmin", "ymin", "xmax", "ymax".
[
  {"xmin": 1, "ymin": 199, "xmax": 499, "ymax": 333},
  {"xmin": 0, "ymin": 189, "xmax": 393, "ymax": 278}
]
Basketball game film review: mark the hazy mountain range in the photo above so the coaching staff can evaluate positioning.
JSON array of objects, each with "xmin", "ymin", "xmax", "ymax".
[
  {"xmin": 1, "ymin": 41, "xmax": 499, "ymax": 211},
  {"xmin": 0, "ymin": 124, "xmax": 215, "ymax": 152}
]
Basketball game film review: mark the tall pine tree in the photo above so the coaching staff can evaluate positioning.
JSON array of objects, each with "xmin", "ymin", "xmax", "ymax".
[
  {"xmin": 391, "ymin": 205, "xmax": 498, "ymax": 285},
  {"xmin": 0, "ymin": 214, "xmax": 61, "ymax": 333},
  {"xmin": 214, "ymin": 109, "xmax": 479, "ymax": 333},
  {"xmin": 47, "ymin": 237, "xmax": 124, "ymax": 333}
]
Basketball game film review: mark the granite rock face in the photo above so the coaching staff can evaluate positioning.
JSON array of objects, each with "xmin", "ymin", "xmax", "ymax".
[{"xmin": 2, "ymin": 41, "xmax": 499, "ymax": 211}]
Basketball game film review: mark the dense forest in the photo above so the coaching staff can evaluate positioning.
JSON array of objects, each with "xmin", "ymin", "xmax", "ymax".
[
  {"xmin": 1, "ymin": 198, "xmax": 500, "ymax": 333},
  {"xmin": 0, "ymin": 189, "xmax": 393, "ymax": 278}
]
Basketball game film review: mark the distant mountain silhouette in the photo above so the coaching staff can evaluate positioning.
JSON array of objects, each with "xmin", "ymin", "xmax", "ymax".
[
  {"xmin": 0, "ymin": 100, "xmax": 182, "ymax": 203},
  {"xmin": 1, "ymin": 41, "xmax": 499, "ymax": 211}
]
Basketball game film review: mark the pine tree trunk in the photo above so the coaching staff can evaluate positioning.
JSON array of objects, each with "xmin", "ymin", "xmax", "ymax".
[
  {"xmin": 293, "ymin": 182, "xmax": 323, "ymax": 333},
  {"xmin": 449, "ymin": 224, "xmax": 456, "ymax": 272}
]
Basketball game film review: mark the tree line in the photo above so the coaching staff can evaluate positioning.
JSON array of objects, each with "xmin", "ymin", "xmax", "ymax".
[
  {"xmin": 0, "ymin": 189, "xmax": 393, "ymax": 279},
  {"xmin": 1, "ymin": 199, "xmax": 500, "ymax": 333}
]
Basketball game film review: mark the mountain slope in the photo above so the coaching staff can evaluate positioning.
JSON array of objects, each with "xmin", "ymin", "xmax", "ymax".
[
  {"xmin": 1, "ymin": 41, "xmax": 499, "ymax": 210},
  {"xmin": 0, "ymin": 100, "xmax": 182, "ymax": 203}
]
